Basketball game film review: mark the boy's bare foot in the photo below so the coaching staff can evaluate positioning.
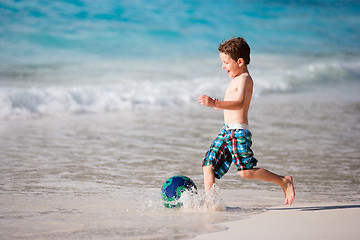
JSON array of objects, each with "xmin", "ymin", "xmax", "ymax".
[{"xmin": 283, "ymin": 176, "xmax": 295, "ymax": 205}]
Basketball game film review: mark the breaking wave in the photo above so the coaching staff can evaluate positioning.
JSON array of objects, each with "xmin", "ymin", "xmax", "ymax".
[{"xmin": 1, "ymin": 56, "xmax": 359, "ymax": 119}]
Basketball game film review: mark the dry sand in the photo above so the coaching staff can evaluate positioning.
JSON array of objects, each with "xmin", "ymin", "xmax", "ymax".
[{"xmin": 192, "ymin": 203, "xmax": 360, "ymax": 240}]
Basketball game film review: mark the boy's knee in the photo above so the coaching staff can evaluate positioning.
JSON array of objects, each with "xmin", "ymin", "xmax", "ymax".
[
  {"xmin": 203, "ymin": 165, "xmax": 213, "ymax": 172},
  {"xmin": 238, "ymin": 170, "xmax": 253, "ymax": 179}
]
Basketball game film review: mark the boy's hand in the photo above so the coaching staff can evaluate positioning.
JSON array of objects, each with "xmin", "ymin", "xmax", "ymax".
[{"xmin": 197, "ymin": 95, "xmax": 219, "ymax": 109}]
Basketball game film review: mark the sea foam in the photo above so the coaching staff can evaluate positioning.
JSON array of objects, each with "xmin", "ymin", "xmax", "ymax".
[{"xmin": 1, "ymin": 55, "xmax": 359, "ymax": 119}]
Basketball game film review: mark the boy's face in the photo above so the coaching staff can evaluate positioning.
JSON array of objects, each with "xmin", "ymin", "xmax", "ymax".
[{"xmin": 219, "ymin": 52, "xmax": 242, "ymax": 79}]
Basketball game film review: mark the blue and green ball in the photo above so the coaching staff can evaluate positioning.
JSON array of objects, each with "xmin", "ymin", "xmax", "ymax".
[{"xmin": 161, "ymin": 175, "xmax": 197, "ymax": 208}]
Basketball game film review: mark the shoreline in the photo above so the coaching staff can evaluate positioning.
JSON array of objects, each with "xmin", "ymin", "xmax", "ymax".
[{"xmin": 191, "ymin": 202, "xmax": 360, "ymax": 240}]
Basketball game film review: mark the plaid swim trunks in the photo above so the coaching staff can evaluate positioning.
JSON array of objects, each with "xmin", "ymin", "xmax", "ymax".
[{"xmin": 202, "ymin": 126, "xmax": 258, "ymax": 179}]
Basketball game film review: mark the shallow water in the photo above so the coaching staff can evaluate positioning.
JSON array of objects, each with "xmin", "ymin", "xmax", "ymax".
[{"xmin": 0, "ymin": 109, "xmax": 264, "ymax": 240}]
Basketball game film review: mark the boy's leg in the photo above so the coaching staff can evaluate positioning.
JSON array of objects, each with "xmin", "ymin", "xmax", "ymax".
[
  {"xmin": 238, "ymin": 168, "xmax": 295, "ymax": 205},
  {"xmin": 202, "ymin": 165, "xmax": 225, "ymax": 209},
  {"xmin": 203, "ymin": 165, "xmax": 215, "ymax": 191}
]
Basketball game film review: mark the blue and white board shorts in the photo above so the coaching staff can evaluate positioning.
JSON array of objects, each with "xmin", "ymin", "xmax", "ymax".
[{"xmin": 202, "ymin": 124, "xmax": 258, "ymax": 179}]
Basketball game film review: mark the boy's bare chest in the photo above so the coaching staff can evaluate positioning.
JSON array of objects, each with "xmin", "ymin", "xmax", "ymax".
[{"xmin": 224, "ymin": 82, "xmax": 239, "ymax": 99}]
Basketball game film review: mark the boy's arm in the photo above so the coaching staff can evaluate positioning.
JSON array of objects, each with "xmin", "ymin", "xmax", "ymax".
[{"xmin": 197, "ymin": 95, "xmax": 244, "ymax": 110}]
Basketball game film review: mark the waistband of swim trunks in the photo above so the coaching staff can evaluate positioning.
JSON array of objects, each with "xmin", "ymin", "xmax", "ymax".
[{"xmin": 223, "ymin": 123, "xmax": 250, "ymax": 131}]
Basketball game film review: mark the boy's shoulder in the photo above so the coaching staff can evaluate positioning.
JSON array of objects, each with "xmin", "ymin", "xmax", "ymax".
[{"xmin": 232, "ymin": 72, "xmax": 253, "ymax": 86}]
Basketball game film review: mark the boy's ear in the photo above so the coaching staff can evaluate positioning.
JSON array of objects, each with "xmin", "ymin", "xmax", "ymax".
[{"xmin": 237, "ymin": 58, "xmax": 244, "ymax": 66}]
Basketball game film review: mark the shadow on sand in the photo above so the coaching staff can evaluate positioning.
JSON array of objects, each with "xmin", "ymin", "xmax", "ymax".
[{"xmin": 269, "ymin": 204, "xmax": 360, "ymax": 212}]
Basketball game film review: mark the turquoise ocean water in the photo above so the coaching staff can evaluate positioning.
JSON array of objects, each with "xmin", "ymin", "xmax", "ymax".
[
  {"xmin": 1, "ymin": 0, "xmax": 360, "ymax": 61},
  {"xmin": 0, "ymin": 0, "xmax": 360, "ymax": 116},
  {"xmin": 1, "ymin": 1, "xmax": 360, "ymax": 239}
]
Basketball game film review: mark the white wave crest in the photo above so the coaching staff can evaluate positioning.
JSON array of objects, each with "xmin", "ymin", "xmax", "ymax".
[
  {"xmin": 0, "ymin": 78, "xmax": 222, "ymax": 119},
  {"xmin": 1, "ymin": 55, "xmax": 359, "ymax": 119}
]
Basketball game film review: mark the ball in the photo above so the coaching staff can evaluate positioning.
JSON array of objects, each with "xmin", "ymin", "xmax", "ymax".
[{"xmin": 161, "ymin": 175, "xmax": 197, "ymax": 208}]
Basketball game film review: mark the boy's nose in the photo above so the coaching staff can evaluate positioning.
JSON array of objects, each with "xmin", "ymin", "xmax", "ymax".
[{"xmin": 222, "ymin": 64, "xmax": 226, "ymax": 69}]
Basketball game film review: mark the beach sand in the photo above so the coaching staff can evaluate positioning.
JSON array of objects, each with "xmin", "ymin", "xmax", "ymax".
[{"xmin": 192, "ymin": 203, "xmax": 360, "ymax": 240}]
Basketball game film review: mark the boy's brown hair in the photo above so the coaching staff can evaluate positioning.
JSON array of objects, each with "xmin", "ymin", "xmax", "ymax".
[{"xmin": 218, "ymin": 37, "xmax": 251, "ymax": 65}]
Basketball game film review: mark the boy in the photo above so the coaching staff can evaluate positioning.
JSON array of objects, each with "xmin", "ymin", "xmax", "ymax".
[{"xmin": 197, "ymin": 37, "xmax": 295, "ymax": 205}]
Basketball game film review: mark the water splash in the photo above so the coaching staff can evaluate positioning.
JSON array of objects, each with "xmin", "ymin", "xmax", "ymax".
[{"xmin": 180, "ymin": 185, "xmax": 226, "ymax": 211}]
